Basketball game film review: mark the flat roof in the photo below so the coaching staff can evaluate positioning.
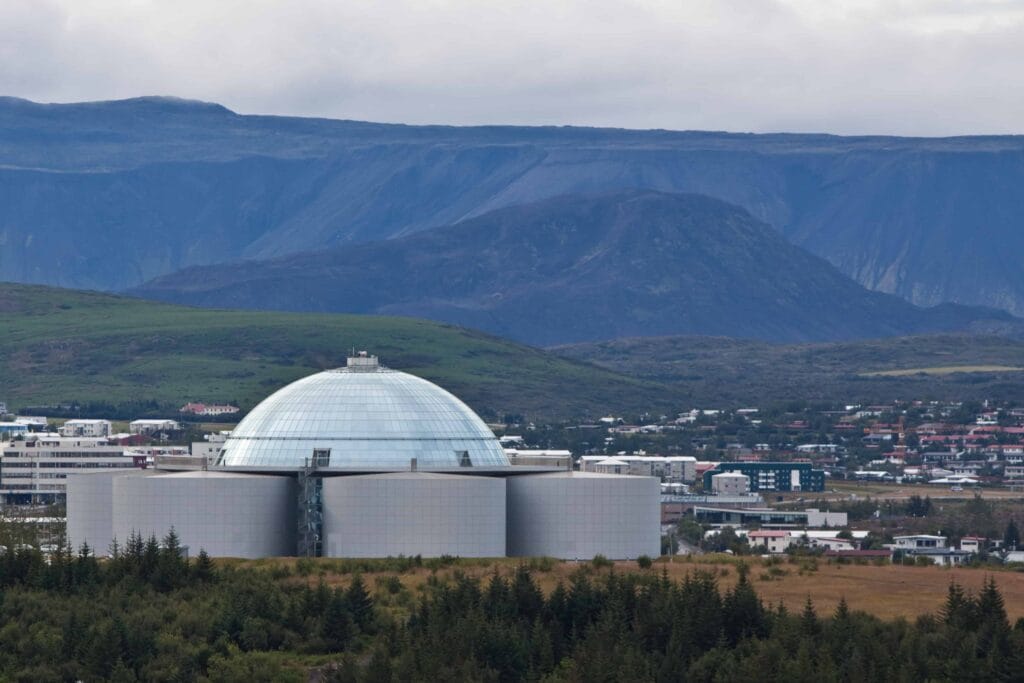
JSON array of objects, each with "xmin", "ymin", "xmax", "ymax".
[{"xmin": 153, "ymin": 464, "xmax": 568, "ymax": 476}]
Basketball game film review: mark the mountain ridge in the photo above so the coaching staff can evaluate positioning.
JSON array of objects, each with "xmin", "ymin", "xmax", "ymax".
[
  {"xmin": 4, "ymin": 96, "xmax": 1024, "ymax": 315},
  {"xmin": 130, "ymin": 190, "xmax": 1021, "ymax": 346}
]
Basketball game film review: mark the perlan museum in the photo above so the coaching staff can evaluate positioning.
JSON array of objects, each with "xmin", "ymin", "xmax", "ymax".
[{"xmin": 67, "ymin": 354, "xmax": 659, "ymax": 560}]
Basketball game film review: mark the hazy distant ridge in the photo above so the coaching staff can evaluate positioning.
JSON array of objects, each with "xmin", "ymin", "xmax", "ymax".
[
  {"xmin": 3, "ymin": 96, "xmax": 1024, "ymax": 315},
  {"xmin": 130, "ymin": 190, "xmax": 1019, "ymax": 345}
]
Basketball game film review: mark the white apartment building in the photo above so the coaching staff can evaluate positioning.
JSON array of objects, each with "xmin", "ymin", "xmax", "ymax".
[
  {"xmin": 59, "ymin": 419, "xmax": 112, "ymax": 438},
  {"xmin": 1, "ymin": 434, "xmax": 142, "ymax": 505},
  {"xmin": 129, "ymin": 419, "xmax": 182, "ymax": 435},
  {"xmin": 579, "ymin": 455, "xmax": 697, "ymax": 482},
  {"xmin": 1005, "ymin": 465, "xmax": 1024, "ymax": 479},
  {"xmin": 710, "ymin": 471, "xmax": 750, "ymax": 495},
  {"xmin": 190, "ymin": 431, "xmax": 229, "ymax": 463}
]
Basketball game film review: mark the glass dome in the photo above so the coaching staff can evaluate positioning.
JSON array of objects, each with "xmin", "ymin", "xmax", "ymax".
[{"xmin": 217, "ymin": 356, "xmax": 509, "ymax": 469}]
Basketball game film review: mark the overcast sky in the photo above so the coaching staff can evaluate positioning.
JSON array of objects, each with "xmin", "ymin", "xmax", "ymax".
[{"xmin": 1, "ymin": 0, "xmax": 1022, "ymax": 135}]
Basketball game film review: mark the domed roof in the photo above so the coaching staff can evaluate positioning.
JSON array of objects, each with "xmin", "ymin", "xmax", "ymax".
[{"xmin": 218, "ymin": 355, "xmax": 509, "ymax": 469}]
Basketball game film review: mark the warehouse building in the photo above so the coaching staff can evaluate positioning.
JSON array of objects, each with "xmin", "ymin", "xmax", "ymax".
[{"xmin": 67, "ymin": 354, "xmax": 659, "ymax": 560}]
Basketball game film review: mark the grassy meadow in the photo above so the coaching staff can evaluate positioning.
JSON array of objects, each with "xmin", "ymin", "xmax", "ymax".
[{"xmin": 0, "ymin": 283, "xmax": 673, "ymax": 420}]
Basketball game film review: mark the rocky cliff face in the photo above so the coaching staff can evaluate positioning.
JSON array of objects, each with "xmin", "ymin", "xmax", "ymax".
[{"xmin": 4, "ymin": 96, "xmax": 1024, "ymax": 315}]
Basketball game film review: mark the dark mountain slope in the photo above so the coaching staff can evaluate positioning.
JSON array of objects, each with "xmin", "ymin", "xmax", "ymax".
[
  {"xmin": 130, "ymin": 191, "xmax": 1018, "ymax": 346},
  {"xmin": 4, "ymin": 96, "xmax": 1024, "ymax": 315}
]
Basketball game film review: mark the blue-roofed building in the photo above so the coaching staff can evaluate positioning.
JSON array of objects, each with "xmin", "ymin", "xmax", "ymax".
[{"xmin": 0, "ymin": 422, "xmax": 28, "ymax": 439}]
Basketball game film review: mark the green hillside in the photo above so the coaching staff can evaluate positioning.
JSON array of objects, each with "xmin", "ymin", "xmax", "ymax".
[
  {"xmin": 555, "ymin": 334, "xmax": 1024, "ymax": 407},
  {"xmin": 0, "ymin": 283, "xmax": 674, "ymax": 420}
]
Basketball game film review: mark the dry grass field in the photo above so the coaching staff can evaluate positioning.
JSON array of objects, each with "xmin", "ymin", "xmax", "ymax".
[
  {"xmin": 230, "ymin": 555, "xmax": 1024, "ymax": 622},
  {"xmin": 707, "ymin": 559, "xmax": 1024, "ymax": 620},
  {"xmin": 785, "ymin": 480, "xmax": 1024, "ymax": 502},
  {"xmin": 860, "ymin": 365, "xmax": 1024, "ymax": 377}
]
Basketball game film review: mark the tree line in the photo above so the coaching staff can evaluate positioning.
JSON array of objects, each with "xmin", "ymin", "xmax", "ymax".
[{"xmin": 0, "ymin": 538, "xmax": 1022, "ymax": 681}]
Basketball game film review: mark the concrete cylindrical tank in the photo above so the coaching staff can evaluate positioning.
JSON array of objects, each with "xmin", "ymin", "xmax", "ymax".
[
  {"xmin": 322, "ymin": 472, "xmax": 506, "ymax": 558},
  {"xmin": 67, "ymin": 469, "xmax": 155, "ymax": 556},
  {"xmin": 112, "ymin": 471, "xmax": 296, "ymax": 558},
  {"xmin": 506, "ymin": 471, "xmax": 660, "ymax": 560}
]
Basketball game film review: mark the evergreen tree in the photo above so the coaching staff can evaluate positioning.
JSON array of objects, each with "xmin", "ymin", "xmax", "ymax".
[
  {"xmin": 154, "ymin": 528, "xmax": 187, "ymax": 591},
  {"xmin": 192, "ymin": 549, "xmax": 215, "ymax": 582},
  {"xmin": 512, "ymin": 566, "xmax": 543, "ymax": 622},
  {"xmin": 362, "ymin": 645, "xmax": 393, "ymax": 683},
  {"xmin": 75, "ymin": 542, "xmax": 100, "ymax": 586},
  {"xmin": 345, "ymin": 575, "xmax": 374, "ymax": 632},
  {"xmin": 124, "ymin": 531, "xmax": 145, "ymax": 574},
  {"xmin": 940, "ymin": 580, "xmax": 976, "ymax": 631},
  {"xmin": 323, "ymin": 590, "xmax": 353, "ymax": 651},
  {"xmin": 140, "ymin": 534, "xmax": 160, "ymax": 580},
  {"xmin": 109, "ymin": 658, "xmax": 138, "ymax": 683},
  {"xmin": 722, "ymin": 566, "xmax": 766, "ymax": 645},
  {"xmin": 975, "ymin": 575, "xmax": 1011, "ymax": 674},
  {"xmin": 833, "ymin": 597, "xmax": 850, "ymax": 622},
  {"xmin": 800, "ymin": 596, "xmax": 819, "ymax": 637},
  {"xmin": 977, "ymin": 576, "xmax": 1007, "ymax": 625},
  {"xmin": 1004, "ymin": 519, "xmax": 1020, "ymax": 550}
]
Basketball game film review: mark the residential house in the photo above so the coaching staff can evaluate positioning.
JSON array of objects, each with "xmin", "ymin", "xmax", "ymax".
[
  {"xmin": 893, "ymin": 535, "xmax": 947, "ymax": 550},
  {"xmin": 748, "ymin": 530, "xmax": 791, "ymax": 554}
]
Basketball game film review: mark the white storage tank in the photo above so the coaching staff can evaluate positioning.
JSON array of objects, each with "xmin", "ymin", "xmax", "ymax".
[
  {"xmin": 506, "ymin": 471, "xmax": 660, "ymax": 560},
  {"xmin": 112, "ymin": 471, "xmax": 296, "ymax": 558},
  {"xmin": 322, "ymin": 472, "xmax": 506, "ymax": 558},
  {"xmin": 67, "ymin": 469, "xmax": 158, "ymax": 556}
]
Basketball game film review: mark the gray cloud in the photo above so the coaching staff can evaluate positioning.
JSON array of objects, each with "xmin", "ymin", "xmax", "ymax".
[{"xmin": 1, "ymin": 0, "xmax": 1022, "ymax": 135}]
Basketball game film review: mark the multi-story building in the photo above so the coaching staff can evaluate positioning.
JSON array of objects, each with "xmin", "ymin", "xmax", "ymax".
[
  {"xmin": 579, "ymin": 455, "xmax": 697, "ymax": 482},
  {"xmin": 702, "ymin": 462, "xmax": 825, "ymax": 492},
  {"xmin": 1005, "ymin": 465, "xmax": 1024, "ymax": 480},
  {"xmin": 190, "ymin": 431, "xmax": 229, "ymax": 464},
  {"xmin": 1, "ymin": 434, "xmax": 143, "ymax": 505},
  {"xmin": 129, "ymin": 419, "xmax": 182, "ymax": 435},
  {"xmin": 59, "ymin": 420, "xmax": 112, "ymax": 438},
  {"xmin": 710, "ymin": 471, "xmax": 750, "ymax": 495}
]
